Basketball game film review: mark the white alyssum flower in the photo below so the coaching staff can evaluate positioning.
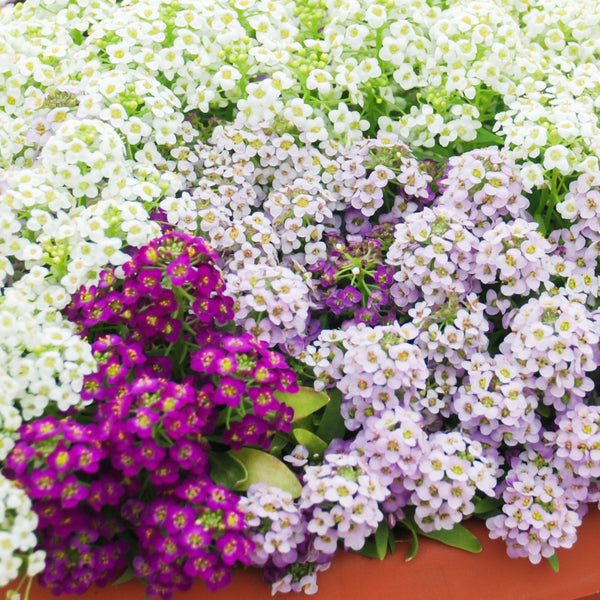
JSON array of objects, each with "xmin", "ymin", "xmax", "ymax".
[
  {"xmin": 0, "ymin": 288, "xmax": 96, "ymax": 460},
  {"xmin": 0, "ymin": 474, "xmax": 45, "ymax": 588}
]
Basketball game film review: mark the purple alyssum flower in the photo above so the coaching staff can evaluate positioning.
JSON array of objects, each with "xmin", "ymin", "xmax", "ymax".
[{"xmin": 7, "ymin": 232, "xmax": 304, "ymax": 598}]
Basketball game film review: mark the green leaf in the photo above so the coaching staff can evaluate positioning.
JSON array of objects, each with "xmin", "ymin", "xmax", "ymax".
[
  {"xmin": 419, "ymin": 523, "xmax": 482, "ymax": 554},
  {"xmin": 536, "ymin": 403, "xmax": 553, "ymax": 418},
  {"xmin": 289, "ymin": 415, "xmax": 314, "ymax": 431},
  {"xmin": 548, "ymin": 552, "xmax": 560, "ymax": 572},
  {"xmin": 474, "ymin": 127, "xmax": 504, "ymax": 145},
  {"xmin": 358, "ymin": 522, "xmax": 396, "ymax": 560},
  {"xmin": 228, "ymin": 448, "xmax": 302, "ymax": 498},
  {"xmin": 209, "ymin": 451, "xmax": 248, "ymax": 490},
  {"xmin": 267, "ymin": 432, "xmax": 292, "ymax": 456},
  {"xmin": 400, "ymin": 518, "xmax": 420, "ymax": 561},
  {"xmin": 276, "ymin": 386, "xmax": 329, "ymax": 422},
  {"xmin": 388, "ymin": 534, "xmax": 397, "ymax": 555},
  {"xmin": 316, "ymin": 389, "xmax": 346, "ymax": 443},
  {"xmin": 293, "ymin": 428, "xmax": 328, "ymax": 459},
  {"xmin": 473, "ymin": 496, "xmax": 502, "ymax": 515},
  {"xmin": 374, "ymin": 520, "xmax": 390, "ymax": 560},
  {"xmin": 112, "ymin": 567, "xmax": 136, "ymax": 586},
  {"xmin": 356, "ymin": 540, "xmax": 380, "ymax": 559}
]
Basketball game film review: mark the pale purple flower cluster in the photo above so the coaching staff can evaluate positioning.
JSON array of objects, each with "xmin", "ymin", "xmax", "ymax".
[
  {"xmin": 239, "ymin": 139, "xmax": 600, "ymax": 581},
  {"xmin": 405, "ymin": 294, "xmax": 491, "ymax": 425},
  {"xmin": 386, "ymin": 206, "xmax": 481, "ymax": 310},
  {"xmin": 546, "ymin": 403, "xmax": 600, "ymax": 482},
  {"xmin": 498, "ymin": 291, "xmax": 600, "ymax": 411},
  {"xmin": 557, "ymin": 171, "xmax": 600, "ymax": 229},
  {"xmin": 406, "ymin": 431, "xmax": 503, "ymax": 532},
  {"xmin": 299, "ymin": 453, "xmax": 388, "ymax": 553},
  {"xmin": 304, "ymin": 322, "xmax": 428, "ymax": 430},
  {"xmin": 415, "ymin": 363, "xmax": 458, "ymax": 425},
  {"xmin": 410, "ymin": 293, "xmax": 490, "ymax": 367},
  {"xmin": 454, "ymin": 352, "xmax": 542, "ymax": 447},
  {"xmin": 336, "ymin": 133, "xmax": 433, "ymax": 219},
  {"xmin": 386, "ymin": 209, "xmax": 552, "ymax": 315},
  {"xmin": 225, "ymin": 264, "xmax": 312, "ymax": 350},
  {"xmin": 238, "ymin": 483, "xmax": 332, "ymax": 596},
  {"xmin": 239, "ymin": 451, "xmax": 392, "ymax": 595},
  {"xmin": 549, "ymin": 172, "xmax": 600, "ymax": 302},
  {"xmin": 349, "ymin": 407, "xmax": 429, "ymax": 524},
  {"xmin": 547, "ymin": 224, "xmax": 600, "ymax": 301},
  {"xmin": 239, "ymin": 483, "xmax": 307, "ymax": 569},
  {"xmin": 268, "ymin": 563, "xmax": 331, "ymax": 596},
  {"xmin": 265, "ymin": 180, "xmax": 335, "ymax": 259},
  {"xmin": 487, "ymin": 449, "xmax": 585, "ymax": 565},
  {"xmin": 475, "ymin": 219, "xmax": 555, "ymax": 298},
  {"xmin": 346, "ymin": 414, "xmax": 502, "ymax": 530},
  {"xmin": 438, "ymin": 147, "xmax": 530, "ymax": 235}
]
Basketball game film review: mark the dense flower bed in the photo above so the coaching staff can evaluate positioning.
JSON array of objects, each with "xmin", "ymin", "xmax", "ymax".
[{"xmin": 2, "ymin": 0, "xmax": 600, "ymax": 597}]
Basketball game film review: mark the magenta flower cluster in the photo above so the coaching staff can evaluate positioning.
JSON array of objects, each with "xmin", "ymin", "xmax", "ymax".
[
  {"xmin": 6, "ymin": 417, "xmax": 129, "ymax": 594},
  {"xmin": 7, "ymin": 408, "xmax": 251, "ymax": 597},
  {"xmin": 66, "ymin": 231, "xmax": 297, "ymax": 450},
  {"xmin": 6, "ymin": 232, "xmax": 300, "ymax": 598}
]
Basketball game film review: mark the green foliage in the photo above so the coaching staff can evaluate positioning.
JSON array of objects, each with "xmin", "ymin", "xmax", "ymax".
[
  {"xmin": 227, "ymin": 447, "xmax": 302, "ymax": 498},
  {"xmin": 276, "ymin": 386, "xmax": 330, "ymax": 422},
  {"xmin": 292, "ymin": 428, "xmax": 328, "ymax": 460},
  {"xmin": 400, "ymin": 510, "xmax": 482, "ymax": 559},
  {"xmin": 208, "ymin": 451, "xmax": 248, "ymax": 490},
  {"xmin": 316, "ymin": 389, "xmax": 346, "ymax": 443}
]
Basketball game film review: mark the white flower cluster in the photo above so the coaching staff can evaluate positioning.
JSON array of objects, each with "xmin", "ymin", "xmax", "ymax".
[
  {"xmin": 0, "ymin": 0, "xmax": 193, "ymax": 303},
  {"xmin": 39, "ymin": 118, "xmax": 128, "ymax": 200},
  {"xmin": 0, "ymin": 474, "xmax": 45, "ymax": 588},
  {"xmin": 3, "ymin": 0, "xmax": 600, "ymax": 187},
  {"xmin": 0, "ymin": 165, "xmax": 168, "ymax": 295},
  {"xmin": 493, "ymin": 0, "xmax": 600, "ymax": 178},
  {"xmin": 0, "ymin": 288, "xmax": 96, "ymax": 460}
]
